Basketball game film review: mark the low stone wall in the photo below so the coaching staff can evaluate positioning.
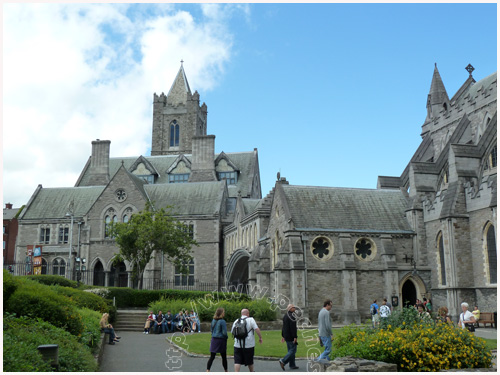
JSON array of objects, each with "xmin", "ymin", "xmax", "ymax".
[{"xmin": 325, "ymin": 356, "xmax": 397, "ymax": 372}]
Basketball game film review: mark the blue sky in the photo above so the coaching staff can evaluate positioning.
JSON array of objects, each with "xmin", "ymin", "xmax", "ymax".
[{"xmin": 3, "ymin": 3, "xmax": 497, "ymax": 206}]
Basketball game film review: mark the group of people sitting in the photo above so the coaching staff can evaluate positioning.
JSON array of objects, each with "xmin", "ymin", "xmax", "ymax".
[{"xmin": 144, "ymin": 309, "xmax": 201, "ymax": 334}]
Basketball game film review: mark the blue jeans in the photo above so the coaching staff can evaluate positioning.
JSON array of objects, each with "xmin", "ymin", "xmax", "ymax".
[
  {"xmin": 282, "ymin": 341, "xmax": 297, "ymax": 367},
  {"xmin": 154, "ymin": 321, "xmax": 164, "ymax": 334},
  {"xmin": 164, "ymin": 321, "xmax": 174, "ymax": 333},
  {"xmin": 102, "ymin": 327, "xmax": 116, "ymax": 343},
  {"xmin": 318, "ymin": 336, "xmax": 332, "ymax": 360}
]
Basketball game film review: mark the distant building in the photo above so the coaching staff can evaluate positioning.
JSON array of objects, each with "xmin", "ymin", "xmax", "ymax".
[
  {"xmin": 15, "ymin": 64, "xmax": 496, "ymax": 322},
  {"xmin": 3, "ymin": 203, "xmax": 21, "ymax": 264}
]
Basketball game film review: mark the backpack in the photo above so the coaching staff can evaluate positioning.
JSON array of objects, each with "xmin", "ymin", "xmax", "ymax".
[
  {"xmin": 232, "ymin": 317, "xmax": 249, "ymax": 348},
  {"xmin": 371, "ymin": 305, "xmax": 377, "ymax": 315}
]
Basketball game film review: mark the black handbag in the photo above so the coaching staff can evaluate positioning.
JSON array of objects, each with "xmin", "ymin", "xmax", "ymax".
[{"xmin": 465, "ymin": 323, "xmax": 475, "ymax": 332}]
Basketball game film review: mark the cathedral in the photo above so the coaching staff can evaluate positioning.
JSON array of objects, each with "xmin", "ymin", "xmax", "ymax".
[{"xmin": 15, "ymin": 63, "xmax": 496, "ymax": 322}]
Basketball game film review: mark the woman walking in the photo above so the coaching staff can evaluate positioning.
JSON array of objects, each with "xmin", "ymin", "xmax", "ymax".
[{"xmin": 206, "ymin": 307, "xmax": 228, "ymax": 372}]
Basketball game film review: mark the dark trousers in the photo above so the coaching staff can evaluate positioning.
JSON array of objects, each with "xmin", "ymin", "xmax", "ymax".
[
  {"xmin": 281, "ymin": 341, "xmax": 297, "ymax": 367},
  {"xmin": 102, "ymin": 327, "xmax": 116, "ymax": 343},
  {"xmin": 164, "ymin": 322, "xmax": 174, "ymax": 332},
  {"xmin": 207, "ymin": 352, "xmax": 227, "ymax": 371}
]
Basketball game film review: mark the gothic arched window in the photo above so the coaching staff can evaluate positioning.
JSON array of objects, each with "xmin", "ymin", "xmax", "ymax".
[
  {"xmin": 485, "ymin": 223, "xmax": 497, "ymax": 284},
  {"xmin": 170, "ymin": 120, "xmax": 179, "ymax": 147},
  {"xmin": 437, "ymin": 232, "xmax": 446, "ymax": 286}
]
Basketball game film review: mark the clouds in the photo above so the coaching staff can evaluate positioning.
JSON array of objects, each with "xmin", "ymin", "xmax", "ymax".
[{"xmin": 3, "ymin": 3, "xmax": 242, "ymax": 206}]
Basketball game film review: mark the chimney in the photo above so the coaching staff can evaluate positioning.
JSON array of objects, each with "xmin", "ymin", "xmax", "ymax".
[
  {"xmin": 87, "ymin": 139, "xmax": 111, "ymax": 185},
  {"xmin": 5, "ymin": 203, "xmax": 13, "ymax": 209},
  {"xmin": 188, "ymin": 135, "xmax": 217, "ymax": 182}
]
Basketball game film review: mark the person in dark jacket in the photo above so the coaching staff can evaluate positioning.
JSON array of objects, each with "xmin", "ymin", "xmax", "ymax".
[
  {"xmin": 279, "ymin": 304, "xmax": 299, "ymax": 370},
  {"xmin": 206, "ymin": 307, "xmax": 228, "ymax": 372}
]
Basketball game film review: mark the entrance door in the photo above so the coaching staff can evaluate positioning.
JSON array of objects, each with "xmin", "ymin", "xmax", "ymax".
[{"xmin": 402, "ymin": 279, "xmax": 417, "ymax": 307}]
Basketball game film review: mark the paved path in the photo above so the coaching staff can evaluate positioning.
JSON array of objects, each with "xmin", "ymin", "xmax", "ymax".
[
  {"xmin": 99, "ymin": 331, "xmax": 311, "ymax": 372},
  {"xmin": 99, "ymin": 328, "xmax": 497, "ymax": 372}
]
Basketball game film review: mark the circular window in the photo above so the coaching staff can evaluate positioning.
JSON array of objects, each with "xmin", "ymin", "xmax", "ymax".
[
  {"xmin": 115, "ymin": 189, "xmax": 127, "ymax": 202},
  {"xmin": 354, "ymin": 237, "xmax": 377, "ymax": 261},
  {"xmin": 310, "ymin": 236, "xmax": 334, "ymax": 261}
]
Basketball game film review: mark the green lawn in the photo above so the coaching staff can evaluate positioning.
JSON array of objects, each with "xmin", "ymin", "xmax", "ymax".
[
  {"xmin": 171, "ymin": 329, "xmax": 497, "ymax": 359},
  {"xmin": 170, "ymin": 329, "xmax": 325, "ymax": 358}
]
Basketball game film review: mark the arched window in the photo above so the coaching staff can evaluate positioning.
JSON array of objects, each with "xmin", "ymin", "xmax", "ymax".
[
  {"xmin": 437, "ymin": 232, "xmax": 446, "ymax": 286},
  {"xmin": 41, "ymin": 258, "xmax": 48, "ymax": 275},
  {"xmin": 52, "ymin": 258, "xmax": 66, "ymax": 276},
  {"xmin": 170, "ymin": 120, "xmax": 179, "ymax": 147},
  {"xmin": 486, "ymin": 224, "xmax": 497, "ymax": 284},
  {"xmin": 93, "ymin": 260, "xmax": 105, "ymax": 286}
]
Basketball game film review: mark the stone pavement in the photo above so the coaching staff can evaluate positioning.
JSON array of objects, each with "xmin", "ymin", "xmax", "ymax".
[{"xmin": 99, "ymin": 328, "xmax": 497, "ymax": 372}]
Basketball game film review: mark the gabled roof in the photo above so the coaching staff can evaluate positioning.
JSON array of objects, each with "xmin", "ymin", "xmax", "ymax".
[
  {"xmin": 129, "ymin": 155, "xmax": 160, "ymax": 176},
  {"xmin": 20, "ymin": 186, "xmax": 106, "ymax": 220},
  {"xmin": 76, "ymin": 151, "xmax": 258, "ymax": 199},
  {"xmin": 145, "ymin": 181, "xmax": 225, "ymax": 216},
  {"xmin": 281, "ymin": 185, "xmax": 413, "ymax": 233}
]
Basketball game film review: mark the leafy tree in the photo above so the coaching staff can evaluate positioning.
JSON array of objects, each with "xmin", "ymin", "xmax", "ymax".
[{"xmin": 110, "ymin": 202, "xmax": 197, "ymax": 289}]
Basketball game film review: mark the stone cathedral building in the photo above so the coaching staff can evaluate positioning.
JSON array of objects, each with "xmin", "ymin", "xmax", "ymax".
[{"xmin": 15, "ymin": 63, "xmax": 496, "ymax": 322}]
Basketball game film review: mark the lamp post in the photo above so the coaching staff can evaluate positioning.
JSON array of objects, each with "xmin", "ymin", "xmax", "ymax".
[{"xmin": 65, "ymin": 211, "xmax": 74, "ymax": 280}]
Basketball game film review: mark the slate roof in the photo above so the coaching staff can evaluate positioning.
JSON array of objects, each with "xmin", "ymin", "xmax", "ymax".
[
  {"xmin": 3, "ymin": 208, "xmax": 21, "ymax": 221},
  {"xmin": 21, "ymin": 186, "xmax": 106, "ymax": 219},
  {"xmin": 281, "ymin": 185, "xmax": 413, "ymax": 233},
  {"xmin": 76, "ymin": 151, "xmax": 257, "ymax": 198},
  {"xmin": 145, "ymin": 181, "xmax": 225, "ymax": 216}
]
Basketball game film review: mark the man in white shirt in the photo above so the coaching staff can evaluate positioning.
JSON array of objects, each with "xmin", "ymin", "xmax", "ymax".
[{"xmin": 231, "ymin": 308, "xmax": 263, "ymax": 372}]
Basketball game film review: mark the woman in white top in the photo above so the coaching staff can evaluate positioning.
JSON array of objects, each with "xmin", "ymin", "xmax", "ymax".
[{"xmin": 458, "ymin": 302, "xmax": 476, "ymax": 329}]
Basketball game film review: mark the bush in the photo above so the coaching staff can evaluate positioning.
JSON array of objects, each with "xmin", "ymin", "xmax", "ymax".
[
  {"xmin": 107, "ymin": 287, "xmax": 250, "ymax": 308},
  {"xmin": 78, "ymin": 308, "xmax": 102, "ymax": 351},
  {"xmin": 331, "ymin": 321, "xmax": 492, "ymax": 371},
  {"xmin": 50, "ymin": 285, "xmax": 109, "ymax": 313},
  {"xmin": 22, "ymin": 274, "xmax": 78, "ymax": 288},
  {"xmin": 3, "ymin": 270, "xmax": 18, "ymax": 309},
  {"xmin": 149, "ymin": 296, "xmax": 277, "ymax": 322},
  {"xmin": 3, "ymin": 314, "xmax": 98, "ymax": 372},
  {"xmin": 6, "ymin": 278, "xmax": 84, "ymax": 336}
]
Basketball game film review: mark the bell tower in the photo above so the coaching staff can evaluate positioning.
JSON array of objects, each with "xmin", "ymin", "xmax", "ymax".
[{"xmin": 151, "ymin": 62, "xmax": 208, "ymax": 155}]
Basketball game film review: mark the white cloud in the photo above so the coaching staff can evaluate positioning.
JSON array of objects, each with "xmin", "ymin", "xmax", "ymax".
[{"xmin": 3, "ymin": 3, "xmax": 241, "ymax": 207}]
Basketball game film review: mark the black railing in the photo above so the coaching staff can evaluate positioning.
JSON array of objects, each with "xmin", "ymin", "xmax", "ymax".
[{"xmin": 3, "ymin": 262, "xmax": 220, "ymax": 292}]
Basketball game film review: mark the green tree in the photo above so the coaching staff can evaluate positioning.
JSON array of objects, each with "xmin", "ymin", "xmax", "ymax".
[{"xmin": 110, "ymin": 202, "xmax": 197, "ymax": 289}]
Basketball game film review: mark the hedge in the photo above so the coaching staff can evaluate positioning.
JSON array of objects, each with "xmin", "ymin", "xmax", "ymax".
[
  {"xmin": 22, "ymin": 274, "xmax": 79, "ymax": 288},
  {"xmin": 106, "ymin": 287, "xmax": 251, "ymax": 308},
  {"xmin": 149, "ymin": 296, "xmax": 278, "ymax": 322},
  {"xmin": 3, "ymin": 270, "xmax": 18, "ymax": 310},
  {"xmin": 6, "ymin": 279, "xmax": 85, "ymax": 336},
  {"xmin": 50, "ymin": 285, "xmax": 110, "ymax": 313},
  {"xmin": 3, "ymin": 314, "xmax": 98, "ymax": 372}
]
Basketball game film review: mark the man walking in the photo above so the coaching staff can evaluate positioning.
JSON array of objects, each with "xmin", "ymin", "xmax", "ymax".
[
  {"xmin": 316, "ymin": 299, "xmax": 333, "ymax": 362},
  {"xmin": 231, "ymin": 308, "xmax": 263, "ymax": 372},
  {"xmin": 279, "ymin": 304, "xmax": 299, "ymax": 371}
]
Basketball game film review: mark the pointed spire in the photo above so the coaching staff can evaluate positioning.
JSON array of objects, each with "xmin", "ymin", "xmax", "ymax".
[
  {"xmin": 167, "ymin": 62, "xmax": 192, "ymax": 103},
  {"xmin": 428, "ymin": 63, "xmax": 449, "ymax": 105},
  {"xmin": 426, "ymin": 64, "xmax": 450, "ymax": 120}
]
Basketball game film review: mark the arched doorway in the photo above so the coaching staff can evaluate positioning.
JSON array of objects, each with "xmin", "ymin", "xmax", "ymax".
[
  {"xmin": 108, "ymin": 261, "xmax": 128, "ymax": 287},
  {"xmin": 402, "ymin": 279, "xmax": 417, "ymax": 307},
  {"xmin": 226, "ymin": 249, "xmax": 250, "ymax": 294},
  {"xmin": 94, "ymin": 260, "xmax": 105, "ymax": 286}
]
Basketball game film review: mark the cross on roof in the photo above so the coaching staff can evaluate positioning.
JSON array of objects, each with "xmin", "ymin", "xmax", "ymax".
[{"xmin": 465, "ymin": 64, "xmax": 475, "ymax": 76}]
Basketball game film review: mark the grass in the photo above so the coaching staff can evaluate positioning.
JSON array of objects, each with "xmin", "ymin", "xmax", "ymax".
[
  {"xmin": 170, "ymin": 329, "xmax": 326, "ymax": 358},
  {"xmin": 172, "ymin": 329, "xmax": 497, "ymax": 359}
]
